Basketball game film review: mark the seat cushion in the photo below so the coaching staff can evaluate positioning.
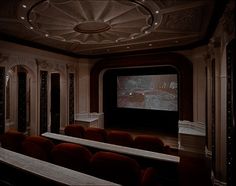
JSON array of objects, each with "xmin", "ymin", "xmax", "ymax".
[
  {"xmin": 64, "ymin": 125, "xmax": 85, "ymax": 138},
  {"xmin": 1, "ymin": 130, "xmax": 26, "ymax": 153},
  {"xmin": 90, "ymin": 151, "xmax": 141, "ymax": 186},
  {"xmin": 51, "ymin": 143, "xmax": 92, "ymax": 173},
  {"xmin": 21, "ymin": 136, "xmax": 54, "ymax": 161}
]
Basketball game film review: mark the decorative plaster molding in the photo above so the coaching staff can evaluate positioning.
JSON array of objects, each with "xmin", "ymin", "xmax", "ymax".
[
  {"xmin": 207, "ymin": 37, "xmax": 221, "ymax": 61},
  {"xmin": 66, "ymin": 64, "xmax": 76, "ymax": 73},
  {"xmin": 54, "ymin": 64, "xmax": 60, "ymax": 72},
  {"xmin": 35, "ymin": 58, "xmax": 49, "ymax": 69}
]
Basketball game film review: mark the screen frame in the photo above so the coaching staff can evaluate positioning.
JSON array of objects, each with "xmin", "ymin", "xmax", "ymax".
[{"xmin": 114, "ymin": 66, "xmax": 179, "ymax": 112}]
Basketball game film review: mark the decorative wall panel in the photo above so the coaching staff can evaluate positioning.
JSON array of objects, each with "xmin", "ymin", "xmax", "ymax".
[
  {"xmin": 210, "ymin": 59, "xmax": 216, "ymax": 175},
  {"xmin": 0, "ymin": 67, "xmax": 5, "ymax": 134},
  {"xmin": 226, "ymin": 39, "xmax": 236, "ymax": 186},
  {"xmin": 17, "ymin": 71, "xmax": 27, "ymax": 132},
  {"xmin": 69, "ymin": 73, "xmax": 74, "ymax": 124},
  {"xmin": 40, "ymin": 71, "xmax": 48, "ymax": 134},
  {"xmin": 50, "ymin": 73, "xmax": 60, "ymax": 133}
]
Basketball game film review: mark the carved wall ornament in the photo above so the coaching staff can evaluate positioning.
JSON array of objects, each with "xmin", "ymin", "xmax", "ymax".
[
  {"xmin": 52, "ymin": 64, "xmax": 66, "ymax": 74},
  {"xmin": 35, "ymin": 59, "xmax": 49, "ymax": 69},
  {"xmin": 54, "ymin": 64, "xmax": 60, "ymax": 72},
  {"xmin": 66, "ymin": 64, "xmax": 76, "ymax": 73}
]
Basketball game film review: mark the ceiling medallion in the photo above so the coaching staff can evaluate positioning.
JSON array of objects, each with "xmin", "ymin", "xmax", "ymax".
[
  {"xmin": 18, "ymin": 0, "xmax": 161, "ymax": 44},
  {"xmin": 74, "ymin": 21, "xmax": 111, "ymax": 34}
]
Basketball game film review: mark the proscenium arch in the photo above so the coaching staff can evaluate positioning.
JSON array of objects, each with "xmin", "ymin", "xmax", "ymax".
[{"xmin": 90, "ymin": 52, "xmax": 193, "ymax": 121}]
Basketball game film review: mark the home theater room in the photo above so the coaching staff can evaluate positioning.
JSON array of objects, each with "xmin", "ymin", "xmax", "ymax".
[{"xmin": 0, "ymin": 0, "xmax": 235, "ymax": 186}]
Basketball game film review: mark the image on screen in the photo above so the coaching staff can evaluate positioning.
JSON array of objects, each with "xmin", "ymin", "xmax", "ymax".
[{"xmin": 117, "ymin": 74, "xmax": 178, "ymax": 111}]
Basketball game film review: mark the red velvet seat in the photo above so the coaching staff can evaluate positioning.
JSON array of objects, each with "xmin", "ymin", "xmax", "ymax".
[
  {"xmin": 90, "ymin": 151, "xmax": 160, "ymax": 186},
  {"xmin": 107, "ymin": 130, "xmax": 133, "ymax": 147},
  {"xmin": 134, "ymin": 135, "xmax": 169, "ymax": 153},
  {"xmin": 51, "ymin": 143, "xmax": 92, "ymax": 173},
  {"xmin": 90, "ymin": 151, "xmax": 141, "ymax": 186},
  {"xmin": 21, "ymin": 136, "xmax": 54, "ymax": 161},
  {"xmin": 64, "ymin": 124, "xmax": 85, "ymax": 138},
  {"xmin": 84, "ymin": 127, "xmax": 107, "ymax": 142},
  {"xmin": 0, "ymin": 130, "xmax": 26, "ymax": 153}
]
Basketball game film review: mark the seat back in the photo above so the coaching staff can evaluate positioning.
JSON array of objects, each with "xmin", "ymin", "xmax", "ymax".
[
  {"xmin": 64, "ymin": 124, "xmax": 85, "ymax": 138},
  {"xmin": 107, "ymin": 130, "xmax": 133, "ymax": 147},
  {"xmin": 90, "ymin": 151, "xmax": 141, "ymax": 186},
  {"xmin": 1, "ymin": 130, "xmax": 26, "ymax": 153},
  {"xmin": 51, "ymin": 143, "xmax": 92, "ymax": 173},
  {"xmin": 84, "ymin": 128, "xmax": 107, "ymax": 142},
  {"xmin": 21, "ymin": 136, "xmax": 54, "ymax": 161},
  {"xmin": 134, "ymin": 135, "xmax": 165, "ymax": 153}
]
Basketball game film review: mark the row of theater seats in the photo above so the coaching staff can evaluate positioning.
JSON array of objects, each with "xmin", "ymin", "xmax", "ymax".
[
  {"xmin": 0, "ymin": 130, "xmax": 161, "ymax": 186},
  {"xmin": 64, "ymin": 124, "xmax": 170, "ymax": 153}
]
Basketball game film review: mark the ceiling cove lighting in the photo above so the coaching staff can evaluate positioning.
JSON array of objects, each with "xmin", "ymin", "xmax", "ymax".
[{"xmin": 18, "ymin": 0, "xmax": 161, "ymax": 44}]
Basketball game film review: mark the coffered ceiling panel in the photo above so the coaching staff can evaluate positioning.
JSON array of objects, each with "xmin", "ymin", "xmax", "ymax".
[{"xmin": 0, "ymin": 0, "xmax": 222, "ymax": 57}]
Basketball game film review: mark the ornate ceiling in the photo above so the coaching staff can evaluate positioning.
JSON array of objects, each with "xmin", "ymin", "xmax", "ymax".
[{"xmin": 0, "ymin": 0, "xmax": 220, "ymax": 56}]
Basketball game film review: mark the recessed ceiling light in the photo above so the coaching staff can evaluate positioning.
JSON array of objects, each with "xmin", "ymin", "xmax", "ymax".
[
  {"xmin": 155, "ymin": 10, "xmax": 159, "ymax": 14},
  {"xmin": 20, "ymin": 16, "xmax": 25, "ymax": 20},
  {"xmin": 29, "ymin": 27, "xmax": 33, "ymax": 30},
  {"xmin": 22, "ymin": 4, "xmax": 27, "ymax": 8},
  {"xmin": 45, "ymin": 34, "xmax": 49, "ymax": 37},
  {"xmin": 149, "ymin": 43, "xmax": 152, "ymax": 46},
  {"xmin": 154, "ymin": 22, "xmax": 158, "ymax": 25}
]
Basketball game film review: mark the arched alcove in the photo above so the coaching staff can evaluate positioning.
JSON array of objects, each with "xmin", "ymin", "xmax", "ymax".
[{"xmin": 5, "ymin": 64, "xmax": 36, "ymax": 135}]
